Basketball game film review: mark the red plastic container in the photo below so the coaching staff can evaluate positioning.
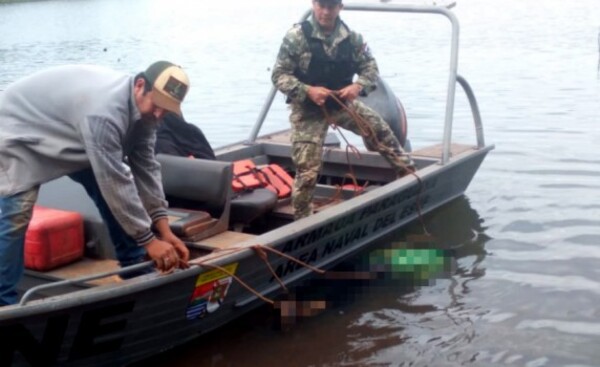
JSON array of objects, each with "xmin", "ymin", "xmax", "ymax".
[{"xmin": 24, "ymin": 206, "xmax": 84, "ymax": 271}]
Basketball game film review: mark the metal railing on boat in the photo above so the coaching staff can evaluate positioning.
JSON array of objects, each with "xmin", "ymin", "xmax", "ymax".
[
  {"xmin": 247, "ymin": 2, "xmax": 485, "ymax": 164},
  {"xmin": 18, "ymin": 261, "xmax": 154, "ymax": 306}
]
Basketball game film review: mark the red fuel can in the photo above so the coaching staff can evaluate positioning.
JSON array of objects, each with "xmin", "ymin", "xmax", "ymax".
[{"xmin": 24, "ymin": 206, "xmax": 84, "ymax": 271}]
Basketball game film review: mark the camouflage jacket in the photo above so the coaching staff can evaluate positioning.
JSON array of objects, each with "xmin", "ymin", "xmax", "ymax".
[{"xmin": 271, "ymin": 15, "xmax": 379, "ymax": 105}]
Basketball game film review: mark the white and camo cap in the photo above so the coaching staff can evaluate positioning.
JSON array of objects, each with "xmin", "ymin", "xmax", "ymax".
[{"xmin": 144, "ymin": 61, "xmax": 189, "ymax": 117}]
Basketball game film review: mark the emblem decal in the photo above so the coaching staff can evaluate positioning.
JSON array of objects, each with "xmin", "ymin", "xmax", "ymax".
[
  {"xmin": 186, "ymin": 263, "xmax": 238, "ymax": 320},
  {"xmin": 163, "ymin": 76, "xmax": 187, "ymax": 101}
]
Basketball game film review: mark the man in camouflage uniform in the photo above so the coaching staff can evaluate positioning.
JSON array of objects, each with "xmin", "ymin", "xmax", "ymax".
[{"xmin": 272, "ymin": 0, "xmax": 413, "ymax": 220}]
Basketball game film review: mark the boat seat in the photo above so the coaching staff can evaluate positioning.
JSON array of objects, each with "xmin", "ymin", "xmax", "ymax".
[
  {"xmin": 157, "ymin": 154, "xmax": 232, "ymax": 241},
  {"xmin": 230, "ymin": 188, "xmax": 278, "ymax": 229}
]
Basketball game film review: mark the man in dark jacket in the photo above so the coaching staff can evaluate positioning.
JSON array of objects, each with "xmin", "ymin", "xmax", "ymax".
[{"xmin": 156, "ymin": 112, "xmax": 216, "ymax": 160}]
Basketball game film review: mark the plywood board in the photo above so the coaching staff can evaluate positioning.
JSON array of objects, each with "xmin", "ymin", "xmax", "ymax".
[
  {"xmin": 411, "ymin": 143, "xmax": 474, "ymax": 158},
  {"xmin": 44, "ymin": 258, "xmax": 122, "ymax": 285},
  {"xmin": 193, "ymin": 230, "xmax": 257, "ymax": 250}
]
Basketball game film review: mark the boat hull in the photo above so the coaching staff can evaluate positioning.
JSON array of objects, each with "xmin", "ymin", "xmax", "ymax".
[{"xmin": 0, "ymin": 145, "xmax": 491, "ymax": 367}]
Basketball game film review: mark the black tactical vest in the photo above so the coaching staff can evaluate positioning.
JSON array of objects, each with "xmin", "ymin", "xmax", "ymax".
[{"xmin": 294, "ymin": 20, "xmax": 358, "ymax": 109}]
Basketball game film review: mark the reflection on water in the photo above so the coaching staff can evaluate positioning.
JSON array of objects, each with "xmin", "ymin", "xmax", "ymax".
[
  {"xmin": 2, "ymin": 0, "xmax": 600, "ymax": 365},
  {"xmin": 133, "ymin": 197, "xmax": 492, "ymax": 367}
]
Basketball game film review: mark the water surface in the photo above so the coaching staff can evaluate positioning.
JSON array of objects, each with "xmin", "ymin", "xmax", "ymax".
[{"xmin": 1, "ymin": 0, "xmax": 599, "ymax": 366}]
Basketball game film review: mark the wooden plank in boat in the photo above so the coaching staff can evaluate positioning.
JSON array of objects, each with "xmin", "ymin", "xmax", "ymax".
[
  {"xmin": 411, "ymin": 143, "xmax": 474, "ymax": 158},
  {"xmin": 44, "ymin": 258, "xmax": 121, "ymax": 285},
  {"xmin": 192, "ymin": 230, "xmax": 256, "ymax": 250}
]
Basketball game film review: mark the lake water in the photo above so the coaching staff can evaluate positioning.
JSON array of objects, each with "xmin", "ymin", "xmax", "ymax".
[{"xmin": 1, "ymin": 0, "xmax": 599, "ymax": 366}]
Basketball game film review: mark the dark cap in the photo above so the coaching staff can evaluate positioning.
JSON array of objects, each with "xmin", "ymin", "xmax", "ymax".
[{"xmin": 315, "ymin": 0, "xmax": 342, "ymax": 4}]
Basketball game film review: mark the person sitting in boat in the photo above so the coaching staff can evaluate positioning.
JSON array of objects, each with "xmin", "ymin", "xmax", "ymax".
[
  {"xmin": 271, "ymin": 0, "xmax": 414, "ymax": 220},
  {"xmin": 155, "ymin": 112, "xmax": 216, "ymax": 160},
  {"xmin": 0, "ymin": 61, "xmax": 191, "ymax": 306}
]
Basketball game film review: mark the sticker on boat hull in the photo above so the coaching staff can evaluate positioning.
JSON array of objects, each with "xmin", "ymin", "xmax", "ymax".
[{"xmin": 186, "ymin": 263, "xmax": 238, "ymax": 320}]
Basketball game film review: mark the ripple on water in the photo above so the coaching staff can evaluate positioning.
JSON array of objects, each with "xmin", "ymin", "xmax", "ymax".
[
  {"xmin": 517, "ymin": 319, "xmax": 600, "ymax": 337},
  {"xmin": 2, "ymin": 0, "xmax": 600, "ymax": 366},
  {"xmin": 485, "ymin": 270, "xmax": 600, "ymax": 295}
]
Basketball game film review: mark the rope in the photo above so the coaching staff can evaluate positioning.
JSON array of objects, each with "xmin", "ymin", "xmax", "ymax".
[
  {"xmin": 251, "ymin": 245, "xmax": 287, "ymax": 292},
  {"xmin": 323, "ymin": 93, "xmax": 411, "ymax": 172},
  {"xmin": 255, "ymin": 244, "xmax": 326, "ymax": 275},
  {"xmin": 188, "ymin": 243, "xmax": 326, "ymax": 306},
  {"xmin": 187, "ymin": 93, "xmax": 432, "ymax": 305},
  {"xmin": 189, "ymin": 259, "xmax": 275, "ymax": 304},
  {"xmin": 320, "ymin": 92, "xmax": 429, "ymax": 235}
]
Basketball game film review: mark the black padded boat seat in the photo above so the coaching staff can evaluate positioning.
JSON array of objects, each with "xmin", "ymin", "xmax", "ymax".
[
  {"xmin": 157, "ymin": 154, "xmax": 233, "ymax": 241},
  {"xmin": 230, "ymin": 188, "xmax": 278, "ymax": 226}
]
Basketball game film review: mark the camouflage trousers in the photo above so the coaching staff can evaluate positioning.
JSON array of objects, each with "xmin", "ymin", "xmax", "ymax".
[{"xmin": 290, "ymin": 100, "xmax": 412, "ymax": 220}]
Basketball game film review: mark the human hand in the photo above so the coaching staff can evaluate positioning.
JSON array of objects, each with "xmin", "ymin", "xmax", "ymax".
[
  {"xmin": 307, "ymin": 86, "xmax": 333, "ymax": 106},
  {"xmin": 336, "ymin": 83, "xmax": 362, "ymax": 103},
  {"xmin": 145, "ymin": 238, "xmax": 187, "ymax": 272},
  {"xmin": 160, "ymin": 232, "xmax": 190, "ymax": 269}
]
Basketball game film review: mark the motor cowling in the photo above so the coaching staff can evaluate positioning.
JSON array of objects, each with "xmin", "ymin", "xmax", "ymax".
[{"xmin": 358, "ymin": 76, "xmax": 409, "ymax": 151}]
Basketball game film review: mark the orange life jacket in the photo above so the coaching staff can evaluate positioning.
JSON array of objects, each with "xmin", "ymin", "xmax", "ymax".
[
  {"xmin": 231, "ymin": 161, "xmax": 294, "ymax": 198},
  {"xmin": 232, "ymin": 160, "xmax": 263, "ymax": 192},
  {"xmin": 256, "ymin": 164, "xmax": 294, "ymax": 198}
]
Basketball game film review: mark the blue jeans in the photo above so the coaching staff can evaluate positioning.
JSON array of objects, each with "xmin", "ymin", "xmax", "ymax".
[
  {"xmin": 68, "ymin": 169, "xmax": 146, "ymax": 268},
  {"xmin": 0, "ymin": 169, "xmax": 150, "ymax": 306},
  {"xmin": 0, "ymin": 188, "xmax": 39, "ymax": 306}
]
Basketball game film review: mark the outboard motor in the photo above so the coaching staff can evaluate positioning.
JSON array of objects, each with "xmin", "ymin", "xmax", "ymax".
[{"xmin": 358, "ymin": 76, "xmax": 410, "ymax": 151}]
